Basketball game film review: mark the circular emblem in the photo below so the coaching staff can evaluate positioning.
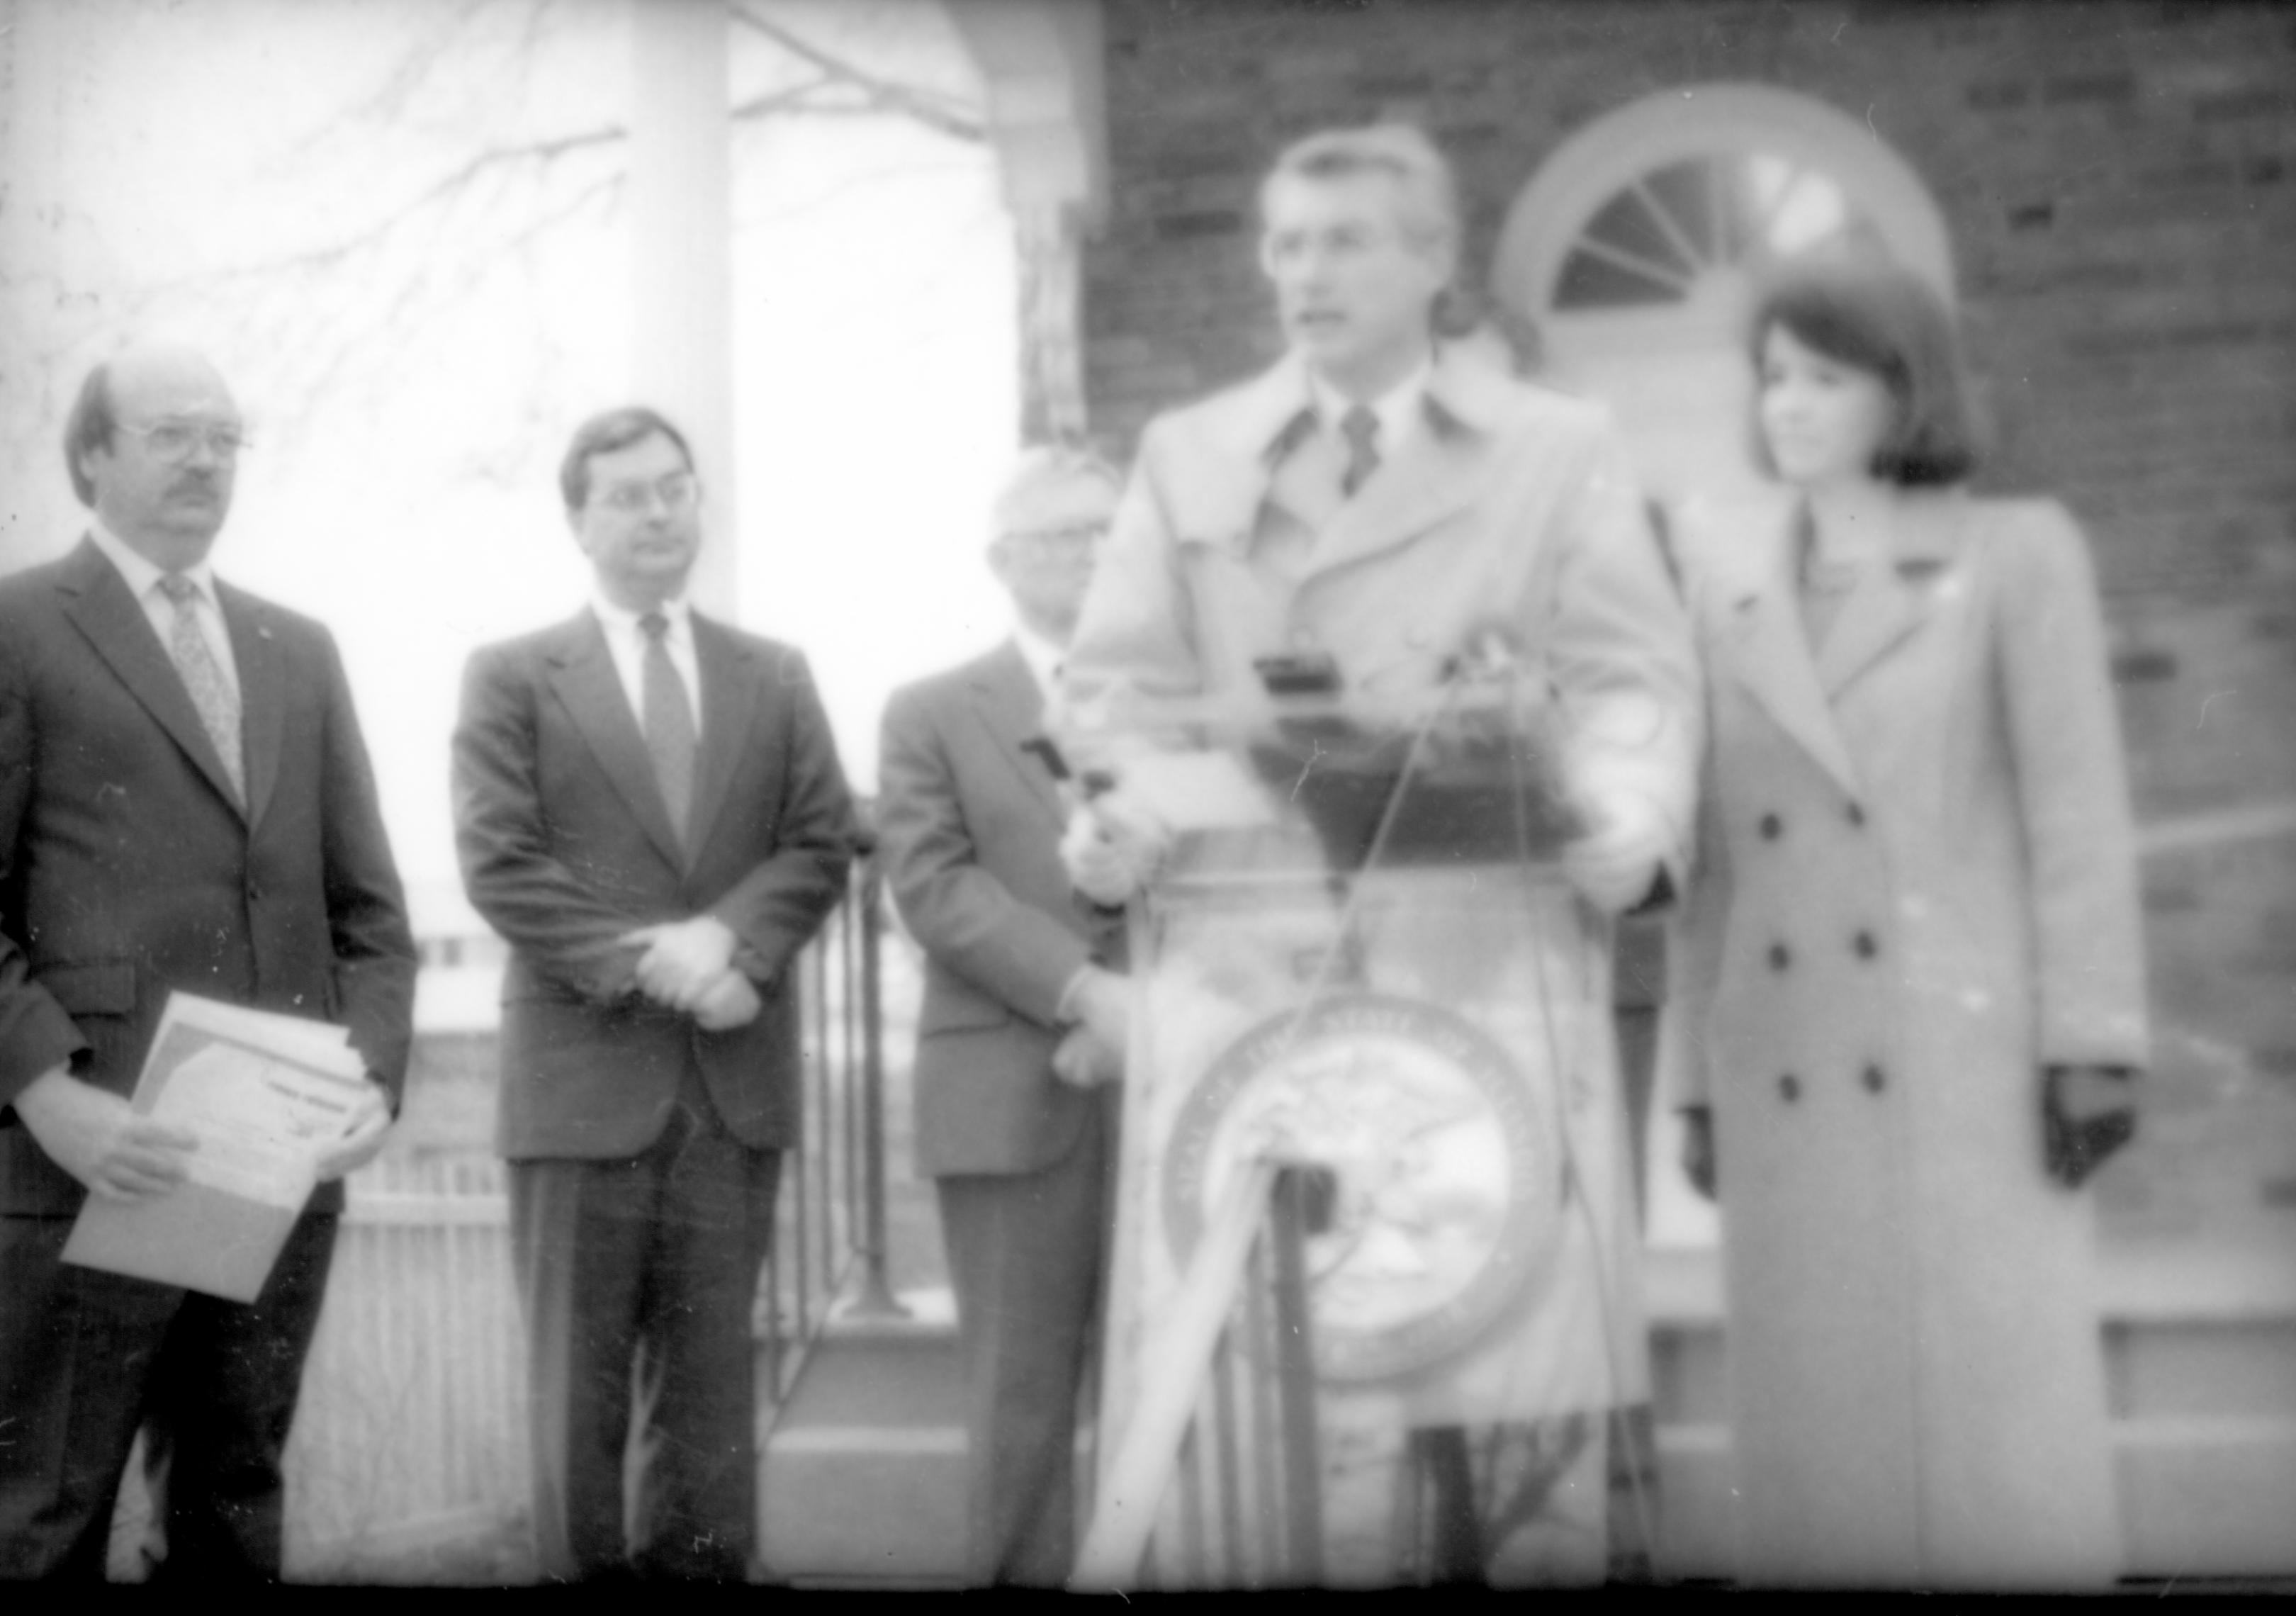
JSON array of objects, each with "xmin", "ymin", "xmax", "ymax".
[{"xmin": 1162, "ymin": 993, "xmax": 1557, "ymax": 1384}]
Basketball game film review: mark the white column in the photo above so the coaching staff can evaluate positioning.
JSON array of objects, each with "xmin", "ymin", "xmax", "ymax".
[{"xmin": 629, "ymin": 0, "xmax": 737, "ymax": 617}]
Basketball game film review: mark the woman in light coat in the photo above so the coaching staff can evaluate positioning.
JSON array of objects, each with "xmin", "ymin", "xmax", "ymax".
[{"xmin": 1667, "ymin": 257, "xmax": 2147, "ymax": 1588}]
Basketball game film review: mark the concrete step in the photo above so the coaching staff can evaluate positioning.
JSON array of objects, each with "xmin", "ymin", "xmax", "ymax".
[
  {"xmin": 760, "ymin": 1287, "xmax": 969, "ymax": 1585},
  {"xmin": 758, "ymin": 1245, "xmax": 2296, "ymax": 1585}
]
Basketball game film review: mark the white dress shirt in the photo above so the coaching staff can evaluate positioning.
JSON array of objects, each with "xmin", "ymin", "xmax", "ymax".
[
  {"xmin": 590, "ymin": 593, "xmax": 702, "ymax": 738},
  {"xmin": 1307, "ymin": 350, "xmax": 1432, "ymax": 464},
  {"xmin": 87, "ymin": 522, "xmax": 241, "ymax": 702},
  {"xmin": 1011, "ymin": 619, "xmax": 1065, "ymax": 708}
]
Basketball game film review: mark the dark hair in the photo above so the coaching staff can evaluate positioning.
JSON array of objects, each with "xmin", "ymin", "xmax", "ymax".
[
  {"xmin": 559, "ymin": 406, "xmax": 694, "ymax": 510},
  {"xmin": 1747, "ymin": 256, "xmax": 1979, "ymax": 487},
  {"xmin": 63, "ymin": 364, "xmax": 118, "ymax": 508}
]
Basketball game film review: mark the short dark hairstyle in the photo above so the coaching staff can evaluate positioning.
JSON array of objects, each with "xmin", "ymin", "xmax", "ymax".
[
  {"xmin": 1746, "ymin": 256, "xmax": 1980, "ymax": 487},
  {"xmin": 558, "ymin": 406, "xmax": 694, "ymax": 510},
  {"xmin": 63, "ymin": 364, "xmax": 118, "ymax": 508}
]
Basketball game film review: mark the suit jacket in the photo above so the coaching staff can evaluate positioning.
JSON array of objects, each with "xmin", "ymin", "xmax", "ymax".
[
  {"xmin": 452, "ymin": 609, "xmax": 854, "ymax": 1160},
  {"xmin": 877, "ymin": 641, "xmax": 1123, "ymax": 1178},
  {"xmin": 0, "ymin": 538, "xmax": 417, "ymax": 1216},
  {"xmin": 1064, "ymin": 347, "xmax": 1698, "ymax": 866}
]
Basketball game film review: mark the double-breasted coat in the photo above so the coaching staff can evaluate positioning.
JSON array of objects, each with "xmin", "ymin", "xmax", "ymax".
[{"xmin": 1667, "ymin": 489, "xmax": 2148, "ymax": 1587}]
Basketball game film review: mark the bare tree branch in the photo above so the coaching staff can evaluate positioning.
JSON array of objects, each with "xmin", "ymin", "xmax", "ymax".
[{"xmin": 732, "ymin": 4, "xmax": 984, "ymax": 142}]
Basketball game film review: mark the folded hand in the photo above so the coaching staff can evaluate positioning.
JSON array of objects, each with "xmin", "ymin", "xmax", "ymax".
[
  {"xmin": 621, "ymin": 915, "xmax": 741, "ymax": 1011},
  {"xmin": 690, "ymin": 970, "xmax": 763, "ymax": 1033},
  {"xmin": 313, "ymin": 1081, "xmax": 394, "ymax": 1183}
]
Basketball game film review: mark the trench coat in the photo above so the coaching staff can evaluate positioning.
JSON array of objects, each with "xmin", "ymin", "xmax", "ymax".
[
  {"xmin": 1065, "ymin": 349, "xmax": 1696, "ymax": 840},
  {"xmin": 1666, "ymin": 488, "xmax": 2148, "ymax": 1588},
  {"xmin": 1063, "ymin": 349, "xmax": 1698, "ymax": 1545}
]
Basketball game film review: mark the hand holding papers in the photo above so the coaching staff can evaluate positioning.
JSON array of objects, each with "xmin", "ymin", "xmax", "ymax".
[
  {"xmin": 12, "ymin": 1065, "xmax": 198, "ymax": 1201},
  {"xmin": 60, "ymin": 993, "xmax": 383, "ymax": 1302}
]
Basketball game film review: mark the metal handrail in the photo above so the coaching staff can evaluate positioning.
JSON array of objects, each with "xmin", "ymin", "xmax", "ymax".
[{"xmin": 758, "ymin": 824, "xmax": 906, "ymax": 1407}]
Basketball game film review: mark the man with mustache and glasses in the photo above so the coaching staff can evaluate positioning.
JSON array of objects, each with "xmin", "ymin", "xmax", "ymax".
[{"xmin": 0, "ymin": 342, "xmax": 417, "ymax": 1581}]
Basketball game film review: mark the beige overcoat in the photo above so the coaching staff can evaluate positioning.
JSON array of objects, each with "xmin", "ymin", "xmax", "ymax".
[
  {"xmin": 1064, "ymin": 349, "xmax": 1698, "ymax": 1449},
  {"xmin": 1667, "ymin": 488, "xmax": 2148, "ymax": 1588}
]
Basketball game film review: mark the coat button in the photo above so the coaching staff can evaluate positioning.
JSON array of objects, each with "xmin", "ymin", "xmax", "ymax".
[
  {"xmin": 1769, "ymin": 942, "xmax": 1791, "ymax": 971},
  {"xmin": 1847, "ymin": 802, "xmax": 1867, "ymax": 828},
  {"xmin": 1863, "ymin": 1063, "xmax": 1887, "ymax": 1094},
  {"xmin": 1759, "ymin": 812, "xmax": 1782, "ymax": 841},
  {"xmin": 1778, "ymin": 1073, "xmax": 1801, "ymax": 1102},
  {"xmin": 1854, "ymin": 931, "xmax": 1878, "ymax": 960}
]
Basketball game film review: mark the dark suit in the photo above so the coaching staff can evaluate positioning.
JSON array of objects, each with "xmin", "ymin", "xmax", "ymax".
[
  {"xmin": 877, "ymin": 640, "xmax": 1123, "ymax": 1586},
  {"xmin": 0, "ymin": 537, "xmax": 416, "ymax": 1581},
  {"xmin": 452, "ymin": 608, "xmax": 852, "ymax": 1581}
]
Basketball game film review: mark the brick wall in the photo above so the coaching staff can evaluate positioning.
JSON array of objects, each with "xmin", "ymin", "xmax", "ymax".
[{"xmin": 1071, "ymin": 0, "xmax": 2296, "ymax": 1233}]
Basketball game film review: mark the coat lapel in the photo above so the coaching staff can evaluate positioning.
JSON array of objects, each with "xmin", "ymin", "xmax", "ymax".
[
  {"xmin": 219, "ymin": 583, "xmax": 283, "ymax": 830},
  {"xmin": 1719, "ymin": 515, "xmax": 1864, "ymax": 801},
  {"xmin": 1176, "ymin": 352, "xmax": 1322, "ymax": 557},
  {"xmin": 56, "ymin": 539, "xmax": 247, "ymax": 819},
  {"xmin": 1815, "ymin": 490, "xmax": 1968, "ymax": 697},
  {"xmin": 966, "ymin": 642, "xmax": 1064, "ymax": 827},
  {"xmin": 546, "ymin": 612, "xmax": 686, "ymax": 872},
  {"xmin": 1298, "ymin": 349, "xmax": 1508, "ymax": 583},
  {"xmin": 685, "ymin": 613, "xmax": 754, "ymax": 862}
]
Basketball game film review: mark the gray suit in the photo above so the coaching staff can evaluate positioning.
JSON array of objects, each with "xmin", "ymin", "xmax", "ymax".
[{"xmin": 877, "ymin": 640, "xmax": 1124, "ymax": 1585}]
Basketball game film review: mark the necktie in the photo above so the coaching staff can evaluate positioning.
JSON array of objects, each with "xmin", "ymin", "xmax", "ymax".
[
  {"xmin": 158, "ymin": 573, "xmax": 244, "ymax": 807},
  {"xmin": 640, "ymin": 612, "xmax": 697, "ymax": 847},
  {"xmin": 1339, "ymin": 403, "xmax": 1381, "ymax": 498}
]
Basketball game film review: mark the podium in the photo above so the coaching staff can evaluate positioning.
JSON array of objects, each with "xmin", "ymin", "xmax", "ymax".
[{"xmin": 1066, "ymin": 680, "xmax": 1653, "ymax": 1588}]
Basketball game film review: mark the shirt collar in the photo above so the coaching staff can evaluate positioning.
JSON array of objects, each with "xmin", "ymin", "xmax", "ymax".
[
  {"xmin": 591, "ymin": 590, "xmax": 692, "ymax": 641},
  {"xmin": 1010, "ymin": 620, "xmax": 1066, "ymax": 700},
  {"xmin": 1308, "ymin": 351, "xmax": 1433, "ymax": 455},
  {"xmin": 87, "ymin": 520, "xmax": 220, "ymax": 603}
]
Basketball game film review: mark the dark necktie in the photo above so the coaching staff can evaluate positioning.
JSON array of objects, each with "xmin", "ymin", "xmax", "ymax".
[
  {"xmin": 640, "ymin": 612, "xmax": 696, "ymax": 846},
  {"xmin": 158, "ymin": 573, "xmax": 244, "ymax": 807},
  {"xmin": 1339, "ymin": 403, "xmax": 1381, "ymax": 498}
]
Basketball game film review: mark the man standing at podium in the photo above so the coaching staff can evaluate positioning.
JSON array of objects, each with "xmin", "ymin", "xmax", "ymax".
[
  {"xmin": 877, "ymin": 447, "xmax": 1130, "ymax": 1585},
  {"xmin": 1060, "ymin": 124, "xmax": 1696, "ymax": 1583}
]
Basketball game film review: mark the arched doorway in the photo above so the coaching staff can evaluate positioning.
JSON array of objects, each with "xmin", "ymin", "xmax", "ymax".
[{"xmin": 1492, "ymin": 84, "xmax": 1955, "ymax": 520}]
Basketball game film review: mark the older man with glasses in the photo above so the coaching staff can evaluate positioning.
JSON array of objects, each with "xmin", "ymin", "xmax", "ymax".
[
  {"xmin": 451, "ymin": 406, "xmax": 856, "ymax": 1582},
  {"xmin": 874, "ymin": 445, "xmax": 1131, "ymax": 1586}
]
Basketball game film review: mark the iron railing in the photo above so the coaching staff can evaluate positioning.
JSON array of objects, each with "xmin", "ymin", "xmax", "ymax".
[{"xmin": 760, "ymin": 831, "xmax": 906, "ymax": 1405}]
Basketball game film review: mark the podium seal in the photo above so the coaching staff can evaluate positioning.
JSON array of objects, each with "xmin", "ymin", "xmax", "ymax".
[{"xmin": 1163, "ymin": 992, "xmax": 1557, "ymax": 1383}]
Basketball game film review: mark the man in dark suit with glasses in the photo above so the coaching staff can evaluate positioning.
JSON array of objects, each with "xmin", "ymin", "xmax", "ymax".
[{"xmin": 453, "ymin": 406, "xmax": 854, "ymax": 1581}]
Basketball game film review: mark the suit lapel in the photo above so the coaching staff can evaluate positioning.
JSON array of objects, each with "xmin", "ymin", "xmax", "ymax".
[
  {"xmin": 966, "ymin": 642, "xmax": 1064, "ymax": 827},
  {"xmin": 1719, "ymin": 517, "xmax": 1864, "ymax": 800},
  {"xmin": 686, "ymin": 613, "xmax": 754, "ymax": 862},
  {"xmin": 219, "ymin": 583, "xmax": 283, "ymax": 830},
  {"xmin": 546, "ymin": 612, "xmax": 687, "ymax": 872},
  {"xmin": 56, "ymin": 539, "xmax": 247, "ymax": 819}
]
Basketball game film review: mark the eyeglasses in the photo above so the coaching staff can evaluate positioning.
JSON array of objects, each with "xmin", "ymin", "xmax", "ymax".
[
  {"xmin": 120, "ymin": 420, "xmax": 249, "ymax": 463},
  {"xmin": 592, "ymin": 472, "xmax": 701, "ymax": 515},
  {"xmin": 1001, "ymin": 522, "xmax": 1110, "ymax": 551}
]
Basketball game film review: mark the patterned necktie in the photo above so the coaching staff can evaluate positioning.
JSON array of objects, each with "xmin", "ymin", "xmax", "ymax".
[
  {"xmin": 1339, "ymin": 403, "xmax": 1381, "ymax": 498},
  {"xmin": 640, "ymin": 612, "xmax": 697, "ymax": 848},
  {"xmin": 157, "ymin": 573, "xmax": 244, "ymax": 807}
]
